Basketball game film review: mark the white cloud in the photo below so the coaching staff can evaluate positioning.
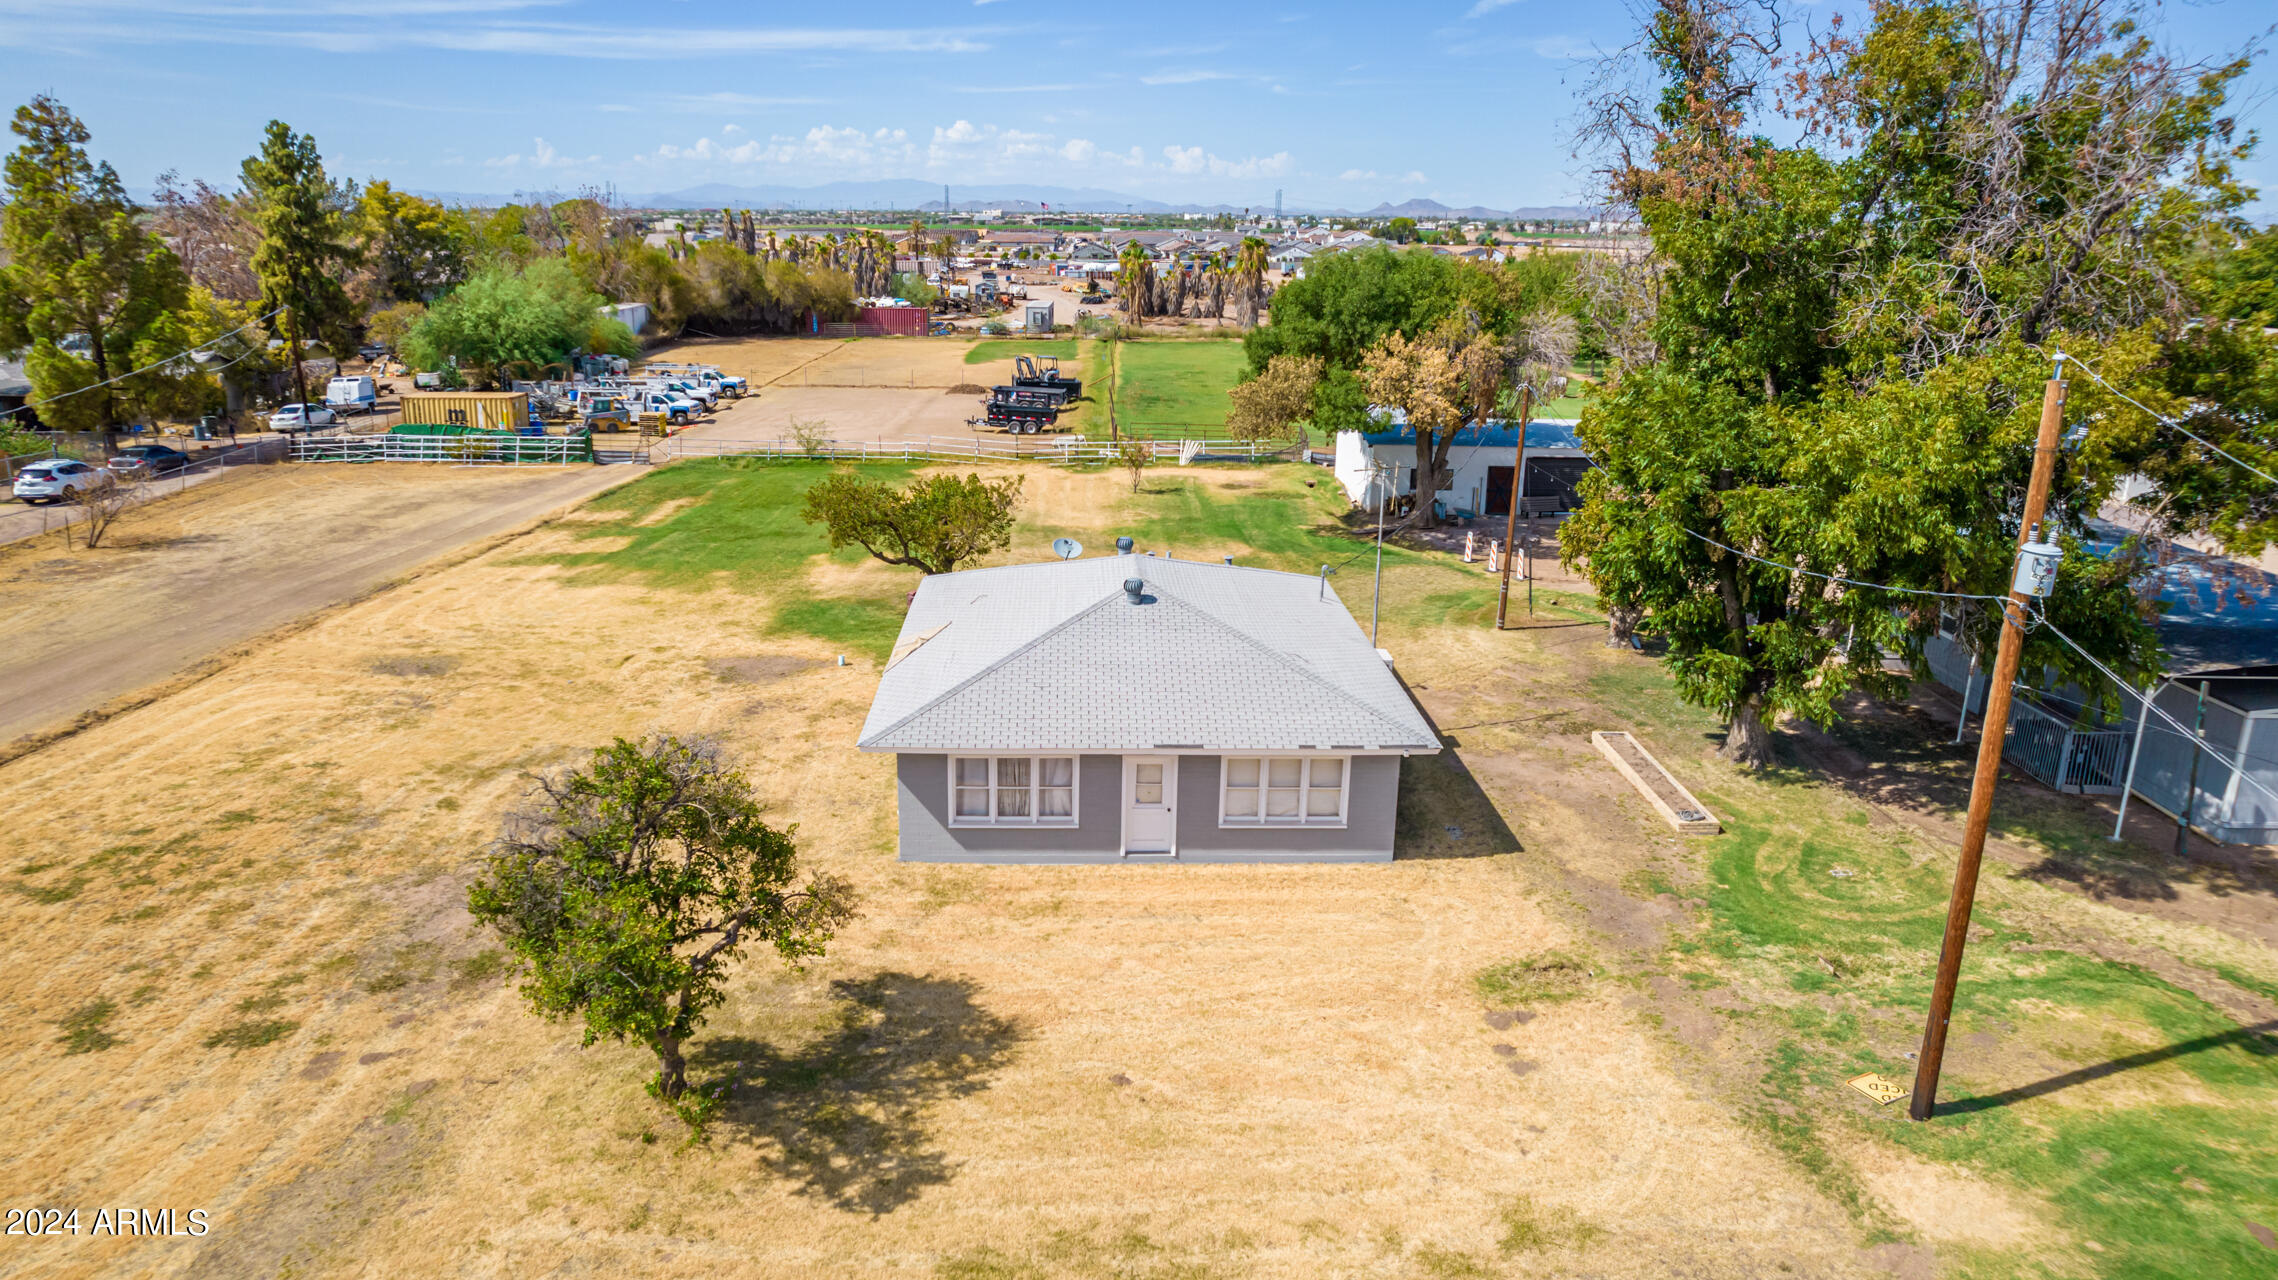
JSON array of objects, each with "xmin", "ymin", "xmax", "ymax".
[
  {"xmin": 663, "ymin": 91, "xmax": 829, "ymax": 111},
  {"xmin": 1441, "ymin": 30, "xmax": 1592, "ymax": 59},
  {"xmin": 722, "ymin": 123, "xmax": 744, "ymax": 136},
  {"xmin": 484, "ymin": 135, "xmax": 597, "ymax": 169},
  {"xmin": 1162, "ymin": 144, "xmax": 1291, "ymax": 179},
  {"xmin": 1138, "ymin": 68, "xmax": 1240, "ymax": 86},
  {"xmin": 1337, "ymin": 167, "xmax": 1428, "ymax": 187},
  {"xmin": 1465, "ymin": 0, "xmax": 1522, "ymax": 16},
  {"xmin": 953, "ymin": 82, "xmax": 1079, "ymax": 94},
  {"xmin": 0, "ymin": 4, "xmax": 996, "ymax": 60},
  {"xmin": 638, "ymin": 120, "xmax": 1290, "ymax": 192}
]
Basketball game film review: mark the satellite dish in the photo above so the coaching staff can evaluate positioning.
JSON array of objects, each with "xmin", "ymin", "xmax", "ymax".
[{"xmin": 1052, "ymin": 537, "xmax": 1083, "ymax": 560}]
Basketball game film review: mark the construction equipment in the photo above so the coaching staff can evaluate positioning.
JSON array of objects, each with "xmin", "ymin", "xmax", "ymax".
[{"xmin": 1013, "ymin": 355, "xmax": 1082, "ymax": 400}]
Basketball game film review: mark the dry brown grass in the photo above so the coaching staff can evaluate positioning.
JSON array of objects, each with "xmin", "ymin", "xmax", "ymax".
[{"xmin": 0, "ymin": 467, "xmax": 1878, "ymax": 1279}]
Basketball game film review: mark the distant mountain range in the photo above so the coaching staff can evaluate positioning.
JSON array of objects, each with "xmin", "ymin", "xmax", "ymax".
[{"xmin": 404, "ymin": 179, "xmax": 1600, "ymax": 221}]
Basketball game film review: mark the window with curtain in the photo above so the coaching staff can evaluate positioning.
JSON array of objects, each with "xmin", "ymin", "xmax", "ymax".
[
  {"xmin": 950, "ymin": 756, "xmax": 1078, "ymax": 825},
  {"xmin": 1219, "ymin": 755, "xmax": 1348, "ymax": 826}
]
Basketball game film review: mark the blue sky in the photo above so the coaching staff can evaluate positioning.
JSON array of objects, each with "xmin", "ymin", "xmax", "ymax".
[{"xmin": 3, "ymin": 0, "xmax": 2275, "ymax": 211}]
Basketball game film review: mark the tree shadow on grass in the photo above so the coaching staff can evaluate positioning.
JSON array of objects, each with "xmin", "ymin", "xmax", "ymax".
[
  {"xmin": 1941, "ymin": 1019, "xmax": 2278, "ymax": 1115},
  {"xmin": 690, "ymin": 971, "xmax": 1021, "ymax": 1216}
]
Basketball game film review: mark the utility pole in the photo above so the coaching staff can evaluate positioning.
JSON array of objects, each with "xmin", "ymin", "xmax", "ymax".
[
  {"xmin": 1909, "ymin": 362, "xmax": 2068, "ymax": 1122},
  {"xmin": 2177, "ymin": 679, "xmax": 2211, "ymax": 859},
  {"xmin": 1371, "ymin": 461, "xmax": 1388, "ymax": 645},
  {"xmin": 1494, "ymin": 385, "xmax": 1535, "ymax": 629}
]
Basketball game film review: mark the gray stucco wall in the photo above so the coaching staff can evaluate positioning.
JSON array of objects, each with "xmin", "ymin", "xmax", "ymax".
[
  {"xmin": 1173, "ymin": 754, "xmax": 1400, "ymax": 862},
  {"xmin": 896, "ymin": 753, "xmax": 1123, "ymax": 863},
  {"xmin": 893, "ymin": 752, "xmax": 1404, "ymax": 863}
]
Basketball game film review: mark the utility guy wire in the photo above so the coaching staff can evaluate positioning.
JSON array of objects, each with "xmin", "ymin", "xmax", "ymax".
[
  {"xmin": 2059, "ymin": 349, "xmax": 2278, "ymax": 489},
  {"xmin": 0, "ymin": 307, "xmax": 284, "ymax": 421},
  {"xmin": 2024, "ymin": 602, "xmax": 2278, "ymax": 814}
]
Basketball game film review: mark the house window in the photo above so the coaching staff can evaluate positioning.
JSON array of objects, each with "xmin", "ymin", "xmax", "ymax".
[
  {"xmin": 951, "ymin": 756, "xmax": 1077, "ymax": 825},
  {"xmin": 1219, "ymin": 755, "xmax": 1348, "ymax": 827}
]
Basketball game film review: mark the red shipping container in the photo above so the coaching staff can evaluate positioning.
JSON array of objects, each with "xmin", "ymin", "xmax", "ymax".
[{"xmin": 855, "ymin": 306, "xmax": 929, "ymax": 337}]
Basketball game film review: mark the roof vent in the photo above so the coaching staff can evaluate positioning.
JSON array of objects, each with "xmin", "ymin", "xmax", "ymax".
[
  {"xmin": 1116, "ymin": 536, "xmax": 1134, "ymax": 554},
  {"xmin": 1123, "ymin": 578, "xmax": 1145, "ymax": 604},
  {"xmin": 1223, "ymin": 555, "xmax": 1234, "ymax": 565}
]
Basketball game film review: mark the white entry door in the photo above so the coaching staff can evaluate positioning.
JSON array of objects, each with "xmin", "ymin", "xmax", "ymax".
[{"xmin": 1123, "ymin": 756, "xmax": 1175, "ymax": 855}]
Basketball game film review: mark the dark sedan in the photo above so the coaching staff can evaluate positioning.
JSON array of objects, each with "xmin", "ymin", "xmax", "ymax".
[{"xmin": 109, "ymin": 444, "xmax": 193, "ymax": 475}]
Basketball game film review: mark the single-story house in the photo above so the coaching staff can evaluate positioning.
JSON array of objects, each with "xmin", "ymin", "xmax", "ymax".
[
  {"xmin": 1334, "ymin": 419, "xmax": 1596, "ymax": 520},
  {"xmin": 2128, "ymin": 667, "xmax": 2278, "ymax": 845},
  {"xmin": 857, "ymin": 552, "xmax": 1442, "ymax": 863}
]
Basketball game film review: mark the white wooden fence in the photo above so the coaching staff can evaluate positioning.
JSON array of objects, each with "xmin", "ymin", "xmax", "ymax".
[
  {"xmin": 657, "ymin": 434, "xmax": 1280, "ymax": 465},
  {"xmin": 289, "ymin": 433, "xmax": 590, "ymax": 466}
]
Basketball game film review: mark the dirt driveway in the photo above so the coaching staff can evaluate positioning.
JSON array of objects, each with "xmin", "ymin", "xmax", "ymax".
[
  {"xmin": 674, "ymin": 386, "xmax": 988, "ymax": 446},
  {"xmin": 0, "ymin": 462, "xmax": 636, "ymax": 749}
]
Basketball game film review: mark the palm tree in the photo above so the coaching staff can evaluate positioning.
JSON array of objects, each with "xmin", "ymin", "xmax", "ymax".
[
  {"xmin": 1233, "ymin": 236, "xmax": 1269, "ymax": 329},
  {"xmin": 907, "ymin": 218, "xmax": 927, "ymax": 280},
  {"xmin": 1116, "ymin": 240, "xmax": 1155, "ymax": 323},
  {"xmin": 1204, "ymin": 252, "xmax": 1229, "ymax": 323}
]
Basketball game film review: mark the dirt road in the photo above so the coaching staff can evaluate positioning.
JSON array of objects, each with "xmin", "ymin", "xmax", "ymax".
[{"xmin": 0, "ymin": 462, "xmax": 636, "ymax": 748}]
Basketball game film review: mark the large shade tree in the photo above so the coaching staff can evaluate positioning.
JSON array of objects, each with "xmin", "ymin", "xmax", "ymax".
[
  {"xmin": 0, "ymin": 97, "xmax": 198, "ymax": 438},
  {"xmin": 1562, "ymin": 0, "xmax": 2256, "ymax": 764},
  {"xmin": 400, "ymin": 258, "xmax": 639, "ymax": 386}
]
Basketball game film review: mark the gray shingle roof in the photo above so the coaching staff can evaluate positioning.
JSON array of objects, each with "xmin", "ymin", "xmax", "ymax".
[{"xmin": 857, "ymin": 555, "xmax": 1441, "ymax": 754}]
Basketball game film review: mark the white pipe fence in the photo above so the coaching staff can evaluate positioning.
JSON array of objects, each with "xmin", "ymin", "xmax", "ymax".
[
  {"xmin": 2005, "ymin": 694, "xmax": 2131, "ymax": 795},
  {"xmin": 289, "ymin": 433, "xmax": 590, "ymax": 466},
  {"xmin": 657, "ymin": 434, "xmax": 1281, "ymax": 465}
]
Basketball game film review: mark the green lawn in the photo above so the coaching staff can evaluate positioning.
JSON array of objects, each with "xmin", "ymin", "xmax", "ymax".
[
  {"xmin": 520, "ymin": 460, "xmax": 922, "ymax": 660},
  {"xmin": 961, "ymin": 338, "xmax": 1080, "ymax": 366},
  {"xmin": 1112, "ymin": 340, "xmax": 1249, "ymax": 434},
  {"xmin": 519, "ymin": 459, "xmax": 1447, "ymax": 658},
  {"xmin": 1601, "ymin": 672, "xmax": 2278, "ymax": 1277}
]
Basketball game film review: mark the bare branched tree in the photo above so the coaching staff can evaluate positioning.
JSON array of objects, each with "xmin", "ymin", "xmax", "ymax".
[
  {"xmin": 65, "ymin": 470, "xmax": 140, "ymax": 549},
  {"xmin": 151, "ymin": 171, "xmax": 261, "ymax": 302},
  {"xmin": 1573, "ymin": 247, "xmax": 1664, "ymax": 370}
]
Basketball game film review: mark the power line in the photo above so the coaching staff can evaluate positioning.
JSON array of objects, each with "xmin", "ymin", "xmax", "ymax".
[
  {"xmin": 2058, "ymin": 349, "xmax": 2278, "ymax": 488},
  {"xmin": 1681, "ymin": 528, "xmax": 2008, "ymax": 602},
  {"xmin": 2024, "ymin": 603, "xmax": 2278, "ymax": 813},
  {"xmin": 1, "ymin": 307, "xmax": 283, "ymax": 421}
]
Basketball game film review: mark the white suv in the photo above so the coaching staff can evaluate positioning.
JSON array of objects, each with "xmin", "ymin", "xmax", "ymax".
[
  {"xmin": 267, "ymin": 403, "xmax": 339, "ymax": 431},
  {"xmin": 13, "ymin": 459, "xmax": 115, "ymax": 504}
]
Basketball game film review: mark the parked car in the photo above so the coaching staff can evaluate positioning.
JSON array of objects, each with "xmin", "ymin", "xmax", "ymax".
[
  {"xmin": 109, "ymin": 444, "xmax": 192, "ymax": 475},
  {"xmin": 13, "ymin": 459, "xmax": 116, "ymax": 504},
  {"xmin": 357, "ymin": 343, "xmax": 388, "ymax": 361},
  {"xmin": 266, "ymin": 403, "xmax": 338, "ymax": 431}
]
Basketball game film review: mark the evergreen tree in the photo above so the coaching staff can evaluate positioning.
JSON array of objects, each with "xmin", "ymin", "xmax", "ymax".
[
  {"xmin": 240, "ymin": 120, "xmax": 356, "ymax": 410},
  {"xmin": 0, "ymin": 96, "xmax": 193, "ymax": 439}
]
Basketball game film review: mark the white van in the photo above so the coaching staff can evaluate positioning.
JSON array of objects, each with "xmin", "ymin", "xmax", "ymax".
[{"xmin": 325, "ymin": 375, "xmax": 377, "ymax": 414}]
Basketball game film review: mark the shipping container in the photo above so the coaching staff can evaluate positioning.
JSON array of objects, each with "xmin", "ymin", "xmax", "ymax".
[{"xmin": 397, "ymin": 391, "xmax": 532, "ymax": 432}]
